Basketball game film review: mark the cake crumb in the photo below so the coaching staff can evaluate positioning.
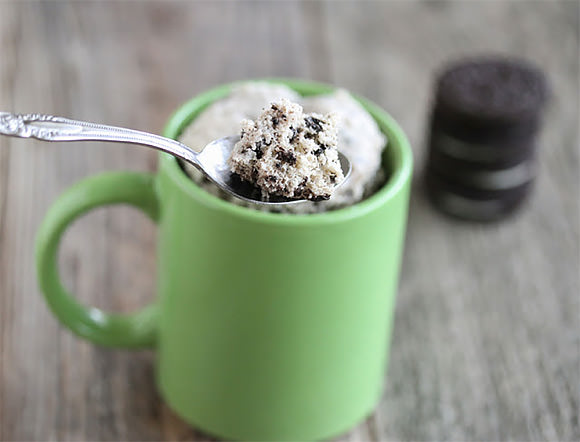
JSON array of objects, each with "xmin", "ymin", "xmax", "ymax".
[{"xmin": 228, "ymin": 99, "xmax": 344, "ymax": 201}]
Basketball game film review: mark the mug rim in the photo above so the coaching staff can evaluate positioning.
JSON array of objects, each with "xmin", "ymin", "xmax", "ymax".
[{"xmin": 161, "ymin": 78, "xmax": 412, "ymax": 225}]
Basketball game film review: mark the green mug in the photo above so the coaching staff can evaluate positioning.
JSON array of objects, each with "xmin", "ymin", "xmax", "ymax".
[{"xmin": 36, "ymin": 79, "xmax": 412, "ymax": 441}]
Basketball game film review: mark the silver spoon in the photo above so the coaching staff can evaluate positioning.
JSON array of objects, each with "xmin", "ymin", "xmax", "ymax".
[{"xmin": 0, "ymin": 112, "xmax": 351, "ymax": 205}]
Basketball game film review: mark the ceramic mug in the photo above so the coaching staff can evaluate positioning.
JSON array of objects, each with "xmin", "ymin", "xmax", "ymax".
[{"xmin": 36, "ymin": 79, "xmax": 412, "ymax": 441}]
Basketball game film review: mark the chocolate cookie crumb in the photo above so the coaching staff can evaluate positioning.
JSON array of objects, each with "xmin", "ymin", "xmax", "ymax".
[{"xmin": 276, "ymin": 150, "xmax": 297, "ymax": 165}]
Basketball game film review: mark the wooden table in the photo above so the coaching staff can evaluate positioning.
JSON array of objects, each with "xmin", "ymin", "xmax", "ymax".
[{"xmin": 1, "ymin": 2, "xmax": 578, "ymax": 440}]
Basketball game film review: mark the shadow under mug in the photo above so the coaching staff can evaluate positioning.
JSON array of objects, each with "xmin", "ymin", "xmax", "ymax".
[{"xmin": 36, "ymin": 79, "xmax": 413, "ymax": 441}]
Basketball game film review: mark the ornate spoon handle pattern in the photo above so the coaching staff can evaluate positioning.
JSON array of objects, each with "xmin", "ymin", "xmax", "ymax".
[{"xmin": 0, "ymin": 112, "xmax": 199, "ymax": 165}]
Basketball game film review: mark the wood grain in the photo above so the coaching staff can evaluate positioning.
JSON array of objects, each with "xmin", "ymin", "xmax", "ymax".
[{"xmin": 0, "ymin": 1, "xmax": 578, "ymax": 441}]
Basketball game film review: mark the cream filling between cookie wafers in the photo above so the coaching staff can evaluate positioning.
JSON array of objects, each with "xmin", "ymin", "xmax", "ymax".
[
  {"xmin": 433, "ymin": 132, "xmax": 524, "ymax": 163},
  {"xmin": 437, "ymin": 161, "xmax": 536, "ymax": 190}
]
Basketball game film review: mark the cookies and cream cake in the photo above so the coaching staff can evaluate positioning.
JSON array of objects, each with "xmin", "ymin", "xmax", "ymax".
[{"xmin": 179, "ymin": 82, "xmax": 387, "ymax": 213}]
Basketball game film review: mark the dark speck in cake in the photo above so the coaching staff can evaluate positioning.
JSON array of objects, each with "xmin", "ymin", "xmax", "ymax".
[
  {"xmin": 312, "ymin": 194, "xmax": 331, "ymax": 202},
  {"xmin": 253, "ymin": 141, "xmax": 263, "ymax": 159},
  {"xmin": 289, "ymin": 126, "xmax": 298, "ymax": 143},
  {"xmin": 276, "ymin": 150, "xmax": 297, "ymax": 165},
  {"xmin": 296, "ymin": 177, "xmax": 309, "ymax": 193},
  {"xmin": 305, "ymin": 116, "xmax": 324, "ymax": 132}
]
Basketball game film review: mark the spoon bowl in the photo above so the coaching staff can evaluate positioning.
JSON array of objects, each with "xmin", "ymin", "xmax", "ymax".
[{"xmin": 198, "ymin": 135, "xmax": 352, "ymax": 204}]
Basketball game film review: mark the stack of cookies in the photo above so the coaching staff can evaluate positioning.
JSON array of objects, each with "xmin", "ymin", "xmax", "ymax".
[{"xmin": 425, "ymin": 57, "xmax": 549, "ymax": 221}]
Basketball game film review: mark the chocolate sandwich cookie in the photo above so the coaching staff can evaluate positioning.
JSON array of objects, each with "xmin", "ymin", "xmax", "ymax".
[
  {"xmin": 424, "ymin": 55, "xmax": 549, "ymax": 221},
  {"xmin": 425, "ymin": 170, "xmax": 534, "ymax": 222},
  {"xmin": 434, "ymin": 57, "xmax": 549, "ymax": 126},
  {"xmin": 431, "ymin": 108, "xmax": 541, "ymax": 144},
  {"xmin": 427, "ymin": 134, "xmax": 537, "ymax": 170},
  {"xmin": 430, "ymin": 110, "xmax": 539, "ymax": 151},
  {"xmin": 427, "ymin": 145, "xmax": 538, "ymax": 186},
  {"xmin": 428, "ymin": 125, "xmax": 537, "ymax": 168}
]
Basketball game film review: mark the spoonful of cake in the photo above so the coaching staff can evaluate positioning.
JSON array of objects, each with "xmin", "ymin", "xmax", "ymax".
[{"xmin": 0, "ymin": 102, "xmax": 351, "ymax": 205}]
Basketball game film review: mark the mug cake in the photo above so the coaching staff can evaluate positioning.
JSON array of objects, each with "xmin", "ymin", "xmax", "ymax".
[{"xmin": 179, "ymin": 82, "xmax": 387, "ymax": 213}]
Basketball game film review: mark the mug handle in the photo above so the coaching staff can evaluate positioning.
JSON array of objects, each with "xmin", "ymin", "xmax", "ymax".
[{"xmin": 36, "ymin": 172, "xmax": 159, "ymax": 348}]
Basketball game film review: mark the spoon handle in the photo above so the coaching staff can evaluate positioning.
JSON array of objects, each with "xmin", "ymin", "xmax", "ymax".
[{"xmin": 0, "ymin": 112, "xmax": 200, "ymax": 166}]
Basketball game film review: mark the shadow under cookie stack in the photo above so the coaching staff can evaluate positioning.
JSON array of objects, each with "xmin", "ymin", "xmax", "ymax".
[{"xmin": 425, "ymin": 57, "xmax": 549, "ymax": 222}]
